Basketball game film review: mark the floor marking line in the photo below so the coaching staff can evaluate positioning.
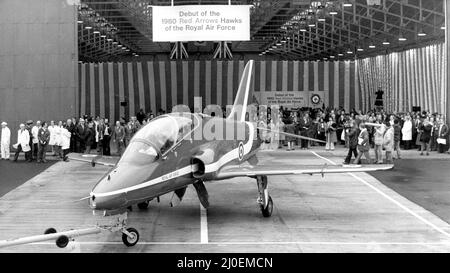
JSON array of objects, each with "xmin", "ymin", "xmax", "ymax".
[
  {"xmin": 310, "ymin": 151, "xmax": 450, "ymax": 239},
  {"xmin": 26, "ymin": 241, "xmax": 450, "ymax": 246},
  {"xmin": 200, "ymin": 204, "xmax": 208, "ymax": 244}
]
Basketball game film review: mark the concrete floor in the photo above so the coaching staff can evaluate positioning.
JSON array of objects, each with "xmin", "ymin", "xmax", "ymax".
[{"xmin": 1, "ymin": 149, "xmax": 450, "ymax": 252}]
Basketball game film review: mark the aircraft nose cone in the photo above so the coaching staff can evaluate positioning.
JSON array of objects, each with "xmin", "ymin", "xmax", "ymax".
[
  {"xmin": 89, "ymin": 193, "xmax": 127, "ymax": 210},
  {"xmin": 90, "ymin": 163, "xmax": 158, "ymax": 211}
]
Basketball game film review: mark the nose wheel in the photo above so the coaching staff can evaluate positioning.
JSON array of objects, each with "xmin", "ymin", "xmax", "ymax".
[{"xmin": 121, "ymin": 227, "xmax": 140, "ymax": 247}]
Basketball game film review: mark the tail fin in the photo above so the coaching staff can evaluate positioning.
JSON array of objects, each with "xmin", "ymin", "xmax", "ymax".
[{"xmin": 227, "ymin": 60, "xmax": 254, "ymax": 122}]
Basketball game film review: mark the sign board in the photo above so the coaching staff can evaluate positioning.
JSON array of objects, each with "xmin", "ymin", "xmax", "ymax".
[
  {"xmin": 152, "ymin": 5, "xmax": 251, "ymax": 42},
  {"xmin": 255, "ymin": 91, "xmax": 325, "ymax": 109}
]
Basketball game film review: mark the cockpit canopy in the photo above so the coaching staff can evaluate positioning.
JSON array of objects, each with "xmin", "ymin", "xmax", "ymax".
[{"xmin": 118, "ymin": 113, "xmax": 195, "ymax": 165}]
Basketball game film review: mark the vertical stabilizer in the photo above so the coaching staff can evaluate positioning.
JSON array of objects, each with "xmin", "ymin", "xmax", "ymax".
[{"xmin": 227, "ymin": 60, "xmax": 254, "ymax": 122}]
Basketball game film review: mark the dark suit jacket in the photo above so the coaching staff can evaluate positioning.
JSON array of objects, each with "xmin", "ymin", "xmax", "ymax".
[
  {"xmin": 298, "ymin": 118, "xmax": 311, "ymax": 135},
  {"xmin": 38, "ymin": 128, "xmax": 50, "ymax": 145},
  {"xmin": 76, "ymin": 125, "xmax": 88, "ymax": 142},
  {"xmin": 357, "ymin": 129, "xmax": 370, "ymax": 152}
]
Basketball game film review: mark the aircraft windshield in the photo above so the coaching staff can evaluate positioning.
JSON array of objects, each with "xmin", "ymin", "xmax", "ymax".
[
  {"xmin": 118, "ymin": 139, "xmax": 158, "ymax": 165},
  {"xmin": 118, "ymin": 114, "xmax": 194, "ymax": 165}
]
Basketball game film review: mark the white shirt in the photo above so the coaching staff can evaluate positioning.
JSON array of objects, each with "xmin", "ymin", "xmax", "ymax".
[
  {"xmin": 1, "ymin": 127, "xmax": 11, "ymax": 143},
  {"xmin": 31, "ymin": 126, "xmax": 40, "ymax": 144}
]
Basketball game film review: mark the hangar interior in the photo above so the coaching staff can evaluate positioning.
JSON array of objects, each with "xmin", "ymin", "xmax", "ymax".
[
  {"xmin": 1, "ymin": 0, "xmax": 450, "ymax": 253},
  {"xmin": 0, "ymin": 0, "xmax": 449, "ymax": 135}
]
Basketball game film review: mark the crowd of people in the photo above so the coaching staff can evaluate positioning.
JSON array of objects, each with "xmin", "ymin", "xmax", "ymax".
[
  {"xmin": 1, "ymin": 106, "xmax": 449, "ymax": 165},
  {"xmin": 257, "ymin": 106, "xmax": 450, "ymax": 164},
  {"xmin": 0, "ymin": 109, "xmax": 157, "ymax": 163}
]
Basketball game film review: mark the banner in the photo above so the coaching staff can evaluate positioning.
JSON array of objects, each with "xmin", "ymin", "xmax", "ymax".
[
  {"xmin": 152, "ymin": 5, "xmax": 251, "ymax": 42},
  {"xmin": 255, "ymin": 91, "xmax": 326, "ymax": 109}
]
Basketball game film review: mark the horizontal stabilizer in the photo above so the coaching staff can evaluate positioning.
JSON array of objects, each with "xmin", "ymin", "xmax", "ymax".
[{"xmin": 67, "ymin": 153, "xmax": 119, "ymax": 167}]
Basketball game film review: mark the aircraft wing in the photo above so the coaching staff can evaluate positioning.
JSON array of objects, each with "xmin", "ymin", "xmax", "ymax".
[
  {"xmin": 67, "ymin": 153, "xmax": 119, "ymax": 167},
  {"xmin": 215, "ymin": 164, "xmax": 393, "ymax": 180}
]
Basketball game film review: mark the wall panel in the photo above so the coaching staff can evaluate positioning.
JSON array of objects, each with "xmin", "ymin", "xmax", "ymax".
[
  {"xmin": 0, "ymin": 0, "xmax": 77, "ymax": 143},
  {"xmin": 78, "ymin": 60, "xmax": 358, "ymax": 121}
]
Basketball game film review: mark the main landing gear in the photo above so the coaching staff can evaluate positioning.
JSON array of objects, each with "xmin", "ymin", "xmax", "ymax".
[{"xmin": 256, "ymin": 175, "xmax": 273, "ymax": 217}]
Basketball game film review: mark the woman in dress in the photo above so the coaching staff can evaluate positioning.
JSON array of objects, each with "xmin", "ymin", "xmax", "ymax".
[{"xmin": 325, "ymin": 116, "xmax": 337, "ymax": 151}]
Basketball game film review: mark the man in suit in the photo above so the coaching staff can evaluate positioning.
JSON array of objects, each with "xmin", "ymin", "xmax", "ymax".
[
  {"xmin": 102, "ymin": 120, "xmax": 112, "ymax": 156},
  {"xmin": 353, "ymin": 123, "xmax": 372, "ymax": 165},
  {"xmin": 37, "ymin": 121, "xmax": 50, "ymax": 163},
  {"xmin": 66, "ymin": 119, "xmax": 76, "ymax": 153},
  {"xmin": 31, "ymin": 121, "xmax": 41, "ymax": 161},
  {"xmin": 75, "ymin": 118, "xmax": 88, "ymax": 153},
  {"xmin": 112, "ymin": 121, "xmax": 125, "ymax": 155},
  {"xmin": 437, "ymin": 118, "xmax": 449, "ymax": 154},
  {"xmin": 343, "ymin": 121, "xmax": 359, "ymax": 165},
  {"xmin": 25, "ymin": 120, "xmax": 33, "ymax": 162},
  {"xmin": 298, "ymin": 113, "xmax": 311, "ymax": 149}
]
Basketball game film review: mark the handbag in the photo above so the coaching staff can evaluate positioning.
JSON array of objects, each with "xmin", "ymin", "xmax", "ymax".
[
  {"xmin": 437, "ymin": 138, "xmax": 447, "ymax": 145},
  {"xmin": 340, "ymin": 130, "xmax": 345, "ymax": 141}
]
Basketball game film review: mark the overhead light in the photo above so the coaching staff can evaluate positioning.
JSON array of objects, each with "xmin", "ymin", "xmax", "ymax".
[
  {"xmin": 329, "ymin": 11, "xmax": 338, "ymax": 15},
  {"xmin": 318, "ymin": 18, "xmax": 325, "ymax": 22},
  {"xmin": 347, "ymin": 49, "xmax": 353, "ymax": 54},
  {"xmin": 330, "ymin": 55, "xmax": 335, "ymax": 59},
  {"xmin": 112, "ymin": 41, "xmax": 118, "ymax": 45},
  {"xmin": 272, "ymin": 45, "xmax": 277, "ymax": 48},
  {"xmin": 343, "ymin": 1, "xmax": 353, "ymax": 7},
  {"xmin": 93, "ymin": 31, "xmax": 100, "ymax": 34},
  {"xmin": 268, "ymin": 48, "xmax": 273, "ymax": 51},
  {"xmin": 308, "ymin": 23, "xmax": 316, "ymax": 27},
  {"xmin": 398, "ymin": 36, "xmax": 407, "ymax": 41},
  {"xmin": 85, "ymin": 26, "xmax": 92, "ymax": 30},
  {"xmin": 101, "ymin": 35, "xmax": 107, "ymax": 38},
  {"xmin": 107, "ymin": 38, "xmax": 113, "ymax": 42},
  {"xmin": 77, "ymin": 20, "xmax": 83, "ymax": 24},
  {"xmin": 276, "ymin": 42, "xmax": 282, "ymax": 46},
  {"xmin": 281, "ymin": 40, "xmax": 287, "ymax": 43},
  {"xmin": 357, "ymin": 48, "xmax": 364, "ymax": 52},
  {"xmin": 300, "ymin": 28, "xmax": 307, "ymax": 32},
  {"xmin": 417, "ymin": 31, "xmax": 427, "ymax": 37},
  {"xmin": 126, "ymin": 49, "xmax": 130, "ymax": 52},
  {"xmin": 382, "ymin": 40, "xmax": 390, "ymax": 45},
  {"xmin": 134, "ymin": 54, "xmax": 139, "ymax": 57},
  {"xmin": 369, "ymin": 44, "xmax": 376, "ymax": 49},
  {"xmin": 338, "ymin": 53, "xmax": 344, "ymax": 57}
]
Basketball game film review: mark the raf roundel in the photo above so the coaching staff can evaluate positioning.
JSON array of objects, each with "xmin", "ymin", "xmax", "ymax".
[
  {"xmin": 311, "ymin": 94, "xmax": 321, "ymax": 105},
  {"xmin": 238, "ymin": 142, "xmax": 245, "ymax": 161}
]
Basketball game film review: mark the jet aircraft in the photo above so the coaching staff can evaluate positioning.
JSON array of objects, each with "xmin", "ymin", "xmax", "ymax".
[{"xmin": 0, "ymin": 60, "xmax": 393, "ymax": 249}]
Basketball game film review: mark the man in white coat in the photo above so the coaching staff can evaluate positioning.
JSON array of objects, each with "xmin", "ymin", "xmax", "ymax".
[
  {"xmin": 13, "ymin": 124, "xmax": 31, "ymax": 162},
  {"xmin": 1, "ymin": 122, "xmax": 11, "ymax": 160},
  {"xmin": 401, "ymin": 115, "xmax": 413, "ymax": 150}
]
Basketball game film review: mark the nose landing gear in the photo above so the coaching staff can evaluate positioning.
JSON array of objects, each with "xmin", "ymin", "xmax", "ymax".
[
  {"xmin": 121, "ymin": 227, "xmax": 139, "ymax": 247},
  {"xmin": 98, "ymin": 211, "xmax": 140, "ymax": 247}
]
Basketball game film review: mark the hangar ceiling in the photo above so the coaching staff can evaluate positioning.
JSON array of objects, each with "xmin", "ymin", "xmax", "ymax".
[{"xmin": 78, "ymin": 0, "xmax": 445, "ymax": 62}]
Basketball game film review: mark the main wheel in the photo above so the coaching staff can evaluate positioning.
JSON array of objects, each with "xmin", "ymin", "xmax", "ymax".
[
  {"xmin": 260, "ymin": 196, "xmax": 273, "ymax": 218},
  {"xmin": 44, "ymin": 228, "xmax": 57, "ymax": 234},
  {"xmin": 122, "ymin": 228, "xmax": 139, "ymax": 247},
  {"xmin": 137, "ymin": 201, "xmax": 149, "ymax": 210},
  {"xmin": 56, "ymin": 235, "xmax": 69, "ymax": 248}
]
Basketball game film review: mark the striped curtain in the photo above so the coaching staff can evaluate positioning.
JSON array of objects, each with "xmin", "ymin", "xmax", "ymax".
[
  {"xmin": 357, "ymin": 43, "xmax": 447, "ymax": 114},
  {"xmin": 78, "ymin": 60, "xmax": 359, "ymax": 123}
]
